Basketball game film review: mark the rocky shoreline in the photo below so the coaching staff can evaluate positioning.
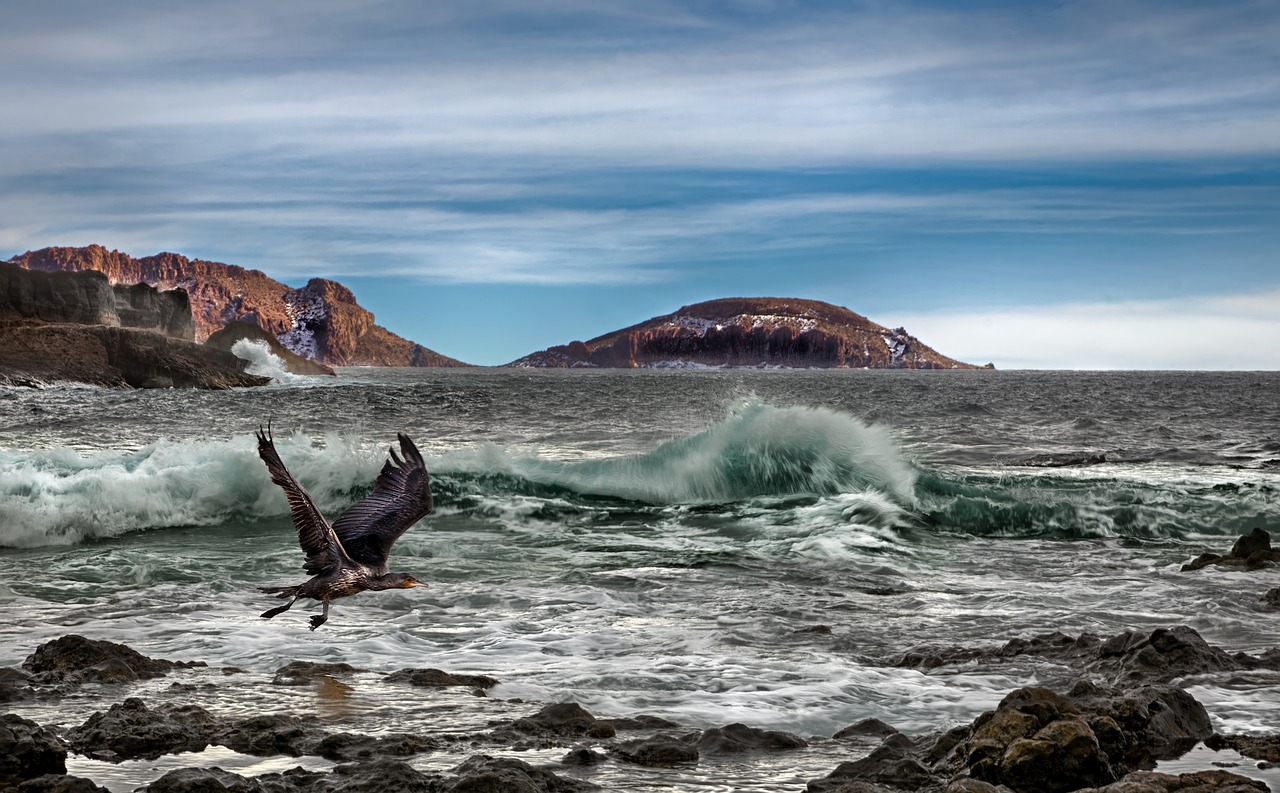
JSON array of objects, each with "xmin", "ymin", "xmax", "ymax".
[{"xmin": 3, "ymin": 531, "xmax": 1278, "ymax": 793}]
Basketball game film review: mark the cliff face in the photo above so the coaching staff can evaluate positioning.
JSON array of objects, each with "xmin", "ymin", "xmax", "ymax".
[
  {"xmin": 11, "ymin": 245, "xmax": 466, "ymax": 367},
  {"xmin": 0, "ymin": 261, "xmax": 267, "ymax": 389},
  {"xmin": 509, "ymin": 297, "xmax": 990, "ymax": 370},
  {"xmin": 0, "ymin": 260, "xmax": 193, "ymax": 338}
]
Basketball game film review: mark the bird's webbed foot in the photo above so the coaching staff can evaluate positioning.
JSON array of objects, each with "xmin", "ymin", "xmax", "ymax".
[{"xmin": 309, "ymin": 601, "xmax": 331, "ymax": 631}]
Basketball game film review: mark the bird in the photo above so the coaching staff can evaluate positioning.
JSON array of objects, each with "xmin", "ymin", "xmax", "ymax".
[{"xmin": 255, "ymin": 424, "xmax": 433, "ymax": 630}]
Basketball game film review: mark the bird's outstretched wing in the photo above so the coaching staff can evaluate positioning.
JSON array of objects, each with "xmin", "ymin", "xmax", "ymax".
[
  {"xmin": 256, "ymin": 425, "xmax": 347, "ymax": 575},
  {"xmin": 332, "ymin": 434, "xmax": 433, "ymax": 572}
]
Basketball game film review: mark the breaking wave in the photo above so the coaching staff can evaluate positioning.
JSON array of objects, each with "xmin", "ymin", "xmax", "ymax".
[
  {"xmin": 0, "ymin": 400, "xmax": 1266, "ymax": 548},
  {"xmin": 230, "ymin": 339, "xmax": 302, "ymax": 383}
]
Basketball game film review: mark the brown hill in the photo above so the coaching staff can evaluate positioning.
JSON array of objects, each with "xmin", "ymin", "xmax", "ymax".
[
  {"xmin": 10, "ymin": 245, "xmax": 467, "ymax": 367},
  {"xmin": 508, "ymin": 297, "xmax": 989, "ymax": 369}
]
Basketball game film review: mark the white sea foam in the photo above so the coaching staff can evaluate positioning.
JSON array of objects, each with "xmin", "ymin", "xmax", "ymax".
[{"xmin": 229, "ymin": 338, "xmax": 302, "ymax": 382}]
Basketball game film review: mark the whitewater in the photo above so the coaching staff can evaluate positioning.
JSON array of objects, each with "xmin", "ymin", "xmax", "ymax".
[{"xmin": 1, "ymin": 367, "xmax": 1278, "ymax": 790}]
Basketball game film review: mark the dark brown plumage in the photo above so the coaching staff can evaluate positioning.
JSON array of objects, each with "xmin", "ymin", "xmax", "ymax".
[{"xmin": 256, "ymin": 425, "xmax": 433, "ymax": 630}]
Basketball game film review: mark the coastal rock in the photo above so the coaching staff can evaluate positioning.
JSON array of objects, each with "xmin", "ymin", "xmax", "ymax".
[
  {"xmin": 271, "ymin": 661, "xmax": 362, "ymax": 686},
  {"xmin": 10, "ymin": 774, "xmax": 112, "ymax": 793},
  {"xmin": 206, "ymin": 321, "xmax": 336, "ymax": 376},
  {"xmin": 810, "ymin": 683, "xmax": 1215, "ymax": 793},
  {"xmin": 1077, "ymin": 769, "xmax": 1269, "ymax": 792},
  {"xmin": 385, "ymin": 668, "xmax": 500, "ymax": 690},
  {"xmin": 601, "ymin": 715, "xmax": 682, "ymax": 731},
  {"xmin": 312, "ymin": 732, "xmax": 442, "ymax": 762},
  {"xmin": 143, "ymin": 766, "xmax": 326, "ymax": 793},
  {"xmin": 65, "ymin": 698, "xmax": 213, "ymax": 760},
  {"xmin": 0, "ymin": 667, "xmax": 32, "ymax": 702},
  {"xmin": 833, "ymin": 718, "xmax": 902, "ymax": 741},
  {"xmin": 21, "ymin": 635, "xmax": 205, "ymax": 684},
  {"xmin": 0, "ymin": 322, "xmax": 269, "ymax": 389},
  {"xmin": 1205, "ymin": 733, "xmax": 1280, "ymax": 762},
  {"xmin": 808, "ymin": 733, "xmax": 934, "ymax": 792},
  {"xmin": 212, "ymin": 714, "xmax": 318, "ymax": 757},
  {"xmin": 329, "ymin": 758, "xmax": 442, "ymax": 793},
  {"xmin": 113, "ymin": 282, "xmax": 195, "ymax": 340},
  {"xmin": 696, "ymin": 722, "xmax": 808, "ymax": 754},
  {"xmin": 1261, "ymin": 588, "xmax": 1280, "ymax": 611},
  {"xmin": 12, "ymin": 245, "xmax": 467, "ymax": 367},
  {"xmin": 612, "ymin": 734, "xmax": 700, "ymax": 767},
  {"xmin": 1181, "ymin": 529, "xmax": 1280, "ymax": 571},
  {"xmin": 0, "ymin": 714, "xmax": 67, "ymax": 787},
  {"xmin": 507, "ymin": 297, "xmax": 986, "ymax": 370},
  {"xmin": 500, "ymin": 703, "xmax": 616, "ymax": 740},
  {"xmin": 894, "ymin": 626, "xmax": 1279, "ymax": 685},
  {"xmin": 448, "ymin": 754, "xmax": 599, "ymax": 792}
]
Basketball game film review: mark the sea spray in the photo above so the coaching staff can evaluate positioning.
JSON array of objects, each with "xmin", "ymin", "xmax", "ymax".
[
  {"xmin": 0, "ymin": 433, "xmax": 379, "ymax": 547},
  {"xmin": 230, "ymin": 339, "xmax": 301, "ymax": 382}
]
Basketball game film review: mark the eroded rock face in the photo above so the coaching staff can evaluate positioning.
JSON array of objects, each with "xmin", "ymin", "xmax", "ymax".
[
  {"xmin": 12, "ymin": 246, "xmax": 466, "ymax": 367},
  {"xmin": 1, "ymin": 260, "xmax": 193, "ymax": 338},
  {"xmin": 508, "ymin": 297, "xmax": 988, "ymax": 369}
]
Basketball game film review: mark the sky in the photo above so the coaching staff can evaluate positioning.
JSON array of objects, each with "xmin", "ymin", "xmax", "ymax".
[{"xmin": 1, "ymin": 0, "xmax": 1278, "ymax": 368}]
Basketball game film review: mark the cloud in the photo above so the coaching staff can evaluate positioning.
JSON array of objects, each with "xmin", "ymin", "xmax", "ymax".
[{"xmin": 885, "ymin": 289, "xmax": 1280, "ymax": 370}]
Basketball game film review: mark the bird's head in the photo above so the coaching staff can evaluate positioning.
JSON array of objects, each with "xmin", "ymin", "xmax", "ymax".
[{"xmin": 374, "ymin": 572, "xmax": 425, "ymax": 591}]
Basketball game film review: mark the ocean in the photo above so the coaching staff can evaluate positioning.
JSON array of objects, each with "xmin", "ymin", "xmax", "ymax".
[{"xmin": 1, "ymin": 364, "xmax": 1278, "ymax": 791}]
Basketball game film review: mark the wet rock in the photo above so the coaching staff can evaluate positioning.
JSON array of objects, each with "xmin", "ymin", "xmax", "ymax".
[
  {"xmin": 13, "ymin": 774, "xmax": 112, "ymax": 792},
  {"xmin": 559, "ymin": 746, "xmax": 605, "ymax": 766},
  {"xmin": 1205, "ymin": 733, "xmax": 1280, "ymax": 762},
  {"xmin": 65, "ymin": 698, "xmax": 212, "ymax": 760},
  {"xmin": 331, "ymin": 758, "xmax": 443, "ymax": 793},
  {"xmin": 1077, "ymin": 769, "xmax": 1269, "ymax": 791},
  {"xmin": 272, "ymin": 661, "xmax": 361, "ymax": 686},
  {"xmin": 613, "ymin": 734, "xmax": 700, "ymax": 767},
  {"xmin": 808, "ymin": 733, "xmax": 934, "ymax": 792},
  {"xmin": 1, "ymin": 714, "xmax": 67, "ymax": 787},
  {"xmin": 1182, "ymin": 528, "xmax": 1280, "ymax": 571},
  {"xmin": 312, "ymin": 732, "xmax": 442, "ymax": 762},
  {"xmin": 502, "ymin": 703, "xmax": 616, "ymax": 740},
  {"xmin": 834, "ymin": 718, "xmax": 901, "ymax": 741},
  {"xmin": 448, "ymin": 754, "xmax": 598, "ymax": 792},
  {"xmin": 601, "ymin": 714, "xmax": 682, "ymax": 731},
  {"xmin": 1261, "ymin": 588, "xmax": 1280, "ymax": 611},
  {"xmin": 21, "ymin": 635, "xmax": 205, "ymax": 684},
  {"xmin": 996, "ymin": 717, "xmax": 1115, "ymax": 792},
  {"xmin": 0, "ymin": 667, "xmax": 31, "ymax": 702},
  {"xmin": 213, "ymin": 714, "xmax": 318, "ymax": 757},
  {"xmin": 144, "ymin": 766, "xmax": 277, "ymax": 793},
  {"xmin": 896, "ymin": 626, "xmax": 1278, "ymax": 686},
  {"xmin": 696, "ymin": 722, "xmax": 808, "ymax": 754},
  {"xmin": 385, "ymin": 668, "xmax": 500, "ymax": 690}
]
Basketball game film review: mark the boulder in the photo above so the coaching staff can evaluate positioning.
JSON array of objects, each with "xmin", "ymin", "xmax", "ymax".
[
  {"xmin": 501, "ymin": 703, "xmax": 616, "ymax": 740},
  {"xmin": 612, "ymin": 734, "xmax": 699, "ymax": 767},
  {"xmin": 212, "ymin": 714, "xmax": 318, "ymax": 757},
  {"xmin": 1182, "ymin": 528, "xmax": 1280, "ymax": 571},
  {"xmin": 312, "ymin": 732, "xmax": 442, "ymax": 762},
  {"xmin": 65, "ymin": 698, "xmax": 212, "ymax": 760},
  {"xmin": 1204, "ymin": 732, "xmax": 1280, "ymax": 762},
  {"xmin": 447, "ymin": 754, "xmax": 599, "ymax": 792},
  {"xmin": 271, "ymin": 661, "xmax": 361, "ymax": 686},
  {"xmin": 996, "ymin": 717, "xmax": 1115, "ymax": 792},
  {"xmin": 808, "ymin": 733, "xmax": 933, "ymax": 792},
  {"xmin": 21, "ymin": 635, "xmax": 204, "ymax": 684},
  {"xmin": 696, "ymin": 722, "xmax": 808, "ymax": 754},
  {"xmin": 0, "ymin": 714, "xmax": 67, "ymax": 787},
  {"xmin": 12, "ymin": 775, "xmax": 113, "ymax": 792},
  {"xmin": 385, "ymin": 668, "xmax": 500, "ymax": 691},
  {"xmin": 1261, "ymin": 588, "xmax": 1280, "ymax": 611},
  {"xmin": 833, "ymin": 718, "xmax": 901, "ymax": 741},
  {"xmin": 1077, "ymin": 769, "xmax": 1269, "ymax": 792},
  {"xmin": 330, "ymin": 758, "xmax": 443, "ymax": 793}
]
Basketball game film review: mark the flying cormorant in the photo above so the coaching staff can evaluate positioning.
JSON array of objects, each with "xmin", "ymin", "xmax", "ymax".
[{"xmin": 256, "ymin": 425, "xmax": 433, "ymax": 630}]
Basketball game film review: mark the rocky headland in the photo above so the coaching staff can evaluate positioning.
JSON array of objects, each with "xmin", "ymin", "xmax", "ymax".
[
  {"xmin": 0, "ymin": 262, "xmax": 267, "ymax": 389},
  {"xmin": 508, "ymin": 297, "xmax": 991, "ymax": 369},
  {"xmin": 10, "ymin": 246, "xmax": 467, "ymax": 368},
  {"xmin": 3, "ymin": 531, "xmax": 1277, "ymax": 793}
]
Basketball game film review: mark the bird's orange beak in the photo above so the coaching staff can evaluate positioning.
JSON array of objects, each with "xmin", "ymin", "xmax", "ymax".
[{"xmin": 404, "ymin": 580, "xmax": 422, "ymax": 588}]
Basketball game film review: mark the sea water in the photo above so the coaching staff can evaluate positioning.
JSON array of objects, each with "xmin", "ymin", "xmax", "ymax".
[{"xmin": 1, "ymin": 367, "xmax": 1278, "ymax": 790}]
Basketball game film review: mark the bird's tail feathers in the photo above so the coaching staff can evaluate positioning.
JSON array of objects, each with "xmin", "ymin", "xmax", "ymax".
[{"xmin": 259, "ymin": 585, "xmax": 299, "ymax": 599}]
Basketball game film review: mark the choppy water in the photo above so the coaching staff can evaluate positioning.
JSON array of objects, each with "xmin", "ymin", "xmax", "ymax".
[{"xmin": 1, "ymin": 367, "xmax": 1278, "ymax": 790}]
